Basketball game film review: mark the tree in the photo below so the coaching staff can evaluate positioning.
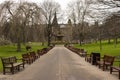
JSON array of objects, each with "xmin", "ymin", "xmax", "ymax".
[
  {"xmin": 18, "ymin": 2, "xmax": 43, "ymax": 43},
  {"xmin": 67, "ymin": 0, "xmax": 92, "ymax": 45},
  {"xmin": 1, "ymin": 1, "xmax": 43, "ymax": 51},
  {"xmin": 103, "ymin": 13, "xmax": 120, "ymax": 47},
  {"xmin": 96, "ymin": 0, "xmax": 120, "ymax": 47},
  {"xmin": 98, "ymin": 0, "xmax": 120, "ymax": 7},
  {"xmin": 40, "ymin": 0, "xmax": 61, "ymax": 46}
]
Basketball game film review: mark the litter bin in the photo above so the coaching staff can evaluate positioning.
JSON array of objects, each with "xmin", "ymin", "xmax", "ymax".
[{"xmin": 91, "ymin": 52, "xmax": 100, "ymax": 65}]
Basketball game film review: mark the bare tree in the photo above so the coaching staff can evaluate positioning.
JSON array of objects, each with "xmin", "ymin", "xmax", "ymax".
[
  {"xmin": 40, "ymin": 0, "xmax": 61, "ymax": 46},
  {"xmin": 1, "ymin": 1, "xmax": 43, "ymax": 51},
  {"xmin": 94, "ymin": 0, "xmax": 120, "ymax": 47},
  {"xmin": 18, "ymin": 2, "xmax": 43, "ymax": 43},
  {"xmin": 67, "ymin": 0, "xmax": 92, "ymax": 45},
  {"xmin": 98, "ymin": 0, "xmax": 120, "ymax": 7},
  {"xmin": 102, "ymin": 13, "xmax": 120, "ymax": 47}
]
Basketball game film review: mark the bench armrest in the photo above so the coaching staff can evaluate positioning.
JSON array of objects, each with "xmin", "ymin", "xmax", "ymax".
[
  {"xmin": 4, "ymin": 62, "xmax": 13, "ymax": 64},
  {"xmin": 17, "ymin": 58, "xmax": 23, "ymax": 60}
]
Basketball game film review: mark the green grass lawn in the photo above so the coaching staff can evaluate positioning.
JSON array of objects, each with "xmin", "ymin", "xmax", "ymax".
[
  {"xmin": 0, "ymin": 42, "xmax": 48, "ymax": 71},
  {"xmin": 74, "ymin": 41, "xmax": 120, "ymax": 66}
]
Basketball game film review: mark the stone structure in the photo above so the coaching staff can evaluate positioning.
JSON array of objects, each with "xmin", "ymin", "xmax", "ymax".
[{"xmin": 52, "ymin": 12, "xmax": 73, "ymax": 43}]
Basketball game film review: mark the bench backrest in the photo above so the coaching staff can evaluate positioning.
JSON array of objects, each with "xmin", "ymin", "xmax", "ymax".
[
  {"xmin": 22, "ymin": 53, "xmax": 30, "ymax": 58},
  {"xmin": 80, "ymin": 49, "xmax": 84, "ymax": 53},
  {"xmin": 30, "ymin": 51, "xmax": 36, "ymax": 57},
  {"xmin": 1, "ymin": 56, "xmax": 17, "ymax": 66},
  {"xmin": 104, "ymin": 55, "xmax": 115, "ymax": 65},
  {"xmin": 9, "ymin": 56, "xmax": 17, "ymax": 63}
]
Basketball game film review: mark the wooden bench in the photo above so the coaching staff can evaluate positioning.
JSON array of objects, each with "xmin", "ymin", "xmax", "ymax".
[
  {"xmin": 85, "ymin": 54, "xmax": 91, "ymax": 63},
  {"xmin": 79, "ymin": 49, "xmax": 87, "ymax": 57},
  {"xmin": 110, "ymin": 66, "xmax": 120, "ymax": 79},
  {"xmin": 110, "ymin": 59, "xmax": 120, "ymax": 79},
  {"xmin": 1, "ymin": 56, "xmax": 24, "ymax": 74},
  {"xmin": 41, "ymin": 48, "xmax": 48, "ymax": 55},
  {"xmin": 22, "ymin": 53, "xmax": 34, "ymax": 64},
  {"xmin": 37, "ymin": 49, "xmax": 41, "ymax": 57},
  {"xmin": 66, "ymin": 46, "xmax": 87, "ymax": 57},
  {"xmin": 30, "ymin": 51, "xmax": 38, "ymax": 61},
  {"xmin": 97, "ymin": 55, "xmax": 115, "ymax": 71}
]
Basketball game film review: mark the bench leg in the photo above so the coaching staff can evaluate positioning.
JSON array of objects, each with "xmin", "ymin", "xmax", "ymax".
[
  {"xmin": 110, "ymin": 67, "xmax": 112, "ymax": 74},
  {"xmin": 119, "ymin": 70, "xmax": 120, "ymax": 79},
  {"xmin": 102, "ymin": 65, "xmax": 104, "ymax": 71},
  {"xmin": 3, "ymin": 68, "xmax": 5, "ymax": 75},
  {"xmin": 22, "ymin": 63, "xmax": 25, "ymax": 68},
  {"xmin": 18, "ymin": 66, "xmax": 20, "ymax": 71},
  {"xmin": 11, "ymin": 67, "xmax": 14, "ymax": 74}
]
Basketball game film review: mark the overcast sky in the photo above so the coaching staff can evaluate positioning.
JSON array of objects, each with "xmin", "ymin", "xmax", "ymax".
[
  {"xmin": 0, "ymin": 0, "xmax": 72, "ymax": 10},
  {"xmin": 0, "ymin": 0, "xmax": 119, "ymax": 24}
]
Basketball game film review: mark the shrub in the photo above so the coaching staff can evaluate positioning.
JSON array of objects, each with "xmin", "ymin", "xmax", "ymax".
[{"xmin": 0, "ymin": 38, "xmax": 11, "ymax": 45}]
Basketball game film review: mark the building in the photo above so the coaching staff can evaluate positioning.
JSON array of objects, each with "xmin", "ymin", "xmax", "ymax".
[{"xmin": 52, "ymin": 12, "xmax": 73, "ymax": 43}]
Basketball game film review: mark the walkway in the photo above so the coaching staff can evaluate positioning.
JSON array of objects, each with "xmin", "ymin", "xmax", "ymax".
[{"xmin": 0, "ymin": 45, "xmax": 119, "ymax": 80}]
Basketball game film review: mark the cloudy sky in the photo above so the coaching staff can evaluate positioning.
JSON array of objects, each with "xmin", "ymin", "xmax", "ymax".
[
  {"xmin": 0, "ymin": 0, "xmax": 72, "ymax": 10},
  {"xmin": 0, "ymin": 0, "xmax": 119, "ymax": 24}
]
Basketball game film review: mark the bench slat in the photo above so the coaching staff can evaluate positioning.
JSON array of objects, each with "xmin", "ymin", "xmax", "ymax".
[{"xmin": 1, "ymin": 56, "xmax": 24, "ymax": 74}]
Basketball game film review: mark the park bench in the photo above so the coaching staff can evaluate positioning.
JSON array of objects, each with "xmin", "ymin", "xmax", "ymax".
[
  {"xmin": 67, "ymin": 46, "xmax": 80, "ymax": 54},
  {"xmin": 110, "ymin": 64, "xmax": 120, "ymax": 79},
  {"xmin": 79, "ymin": 49, "xmax": 87, "ymax": 57},
  {"xmin": 66, "ymin": 46, "xmax": 87, "ymax": 57},
  {"xmin": 110, "ymin": 56, "xmax": 120, "ymax": 79},
  {"xmin": 37, "ymin": 48, "xmax": 50, "ymax": 57},
  {"xmin": 85, "ymin": 54, "xmax": 91, "ymax": 63},
  {"xmin": 37, "ymin": 49, "xmax": 41, "ymax": 57},
  {"xmin": 41, "ymin": 48, "xmax": 48, "ymax": 55},
  {"xmin": 22, "ymin": 53, "xmax": 34, "ymax": 64},
  {"xmin": 97, "ymin": 55, "xmax": 115, "ymax": 71},
  {"xmin": 1, "ymin": 56, "xmax": 24, "ymax": 74},
  {"xmin": 30, "ymin": 51, "xmax": 38, "ymax": 61}
]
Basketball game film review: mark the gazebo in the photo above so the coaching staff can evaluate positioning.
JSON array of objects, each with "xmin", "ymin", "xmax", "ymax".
[{"xmin": 55, "ymin": 32, "xmax": 64, "ymax": 41}]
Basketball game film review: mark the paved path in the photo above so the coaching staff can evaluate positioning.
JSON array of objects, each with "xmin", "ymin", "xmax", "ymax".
[{"xmin": 0, "ymin": 45, "xmax": 119, "ymax": 80}]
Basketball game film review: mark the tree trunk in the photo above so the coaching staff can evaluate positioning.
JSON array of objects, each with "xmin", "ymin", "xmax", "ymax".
[
  {"xmin": 48, "ymin": 36, "xmax": 51, "ymax": 46},
  {"xmin": 108, "ymin": 38, "xmax": 111, "ymax": 44},
  {"xmin": 17, "ymin": 42, "xmax": 21, "ymax": 52},
  {"xmin": 100, "ymin": 39, "xmax": 102, "ymax": 51},
  {"xmin": 116, "ymin": 38, "xmax": 118, "ymax": 44},
  {"xmin": 80, "ymin": 33, "xmax": 84, "ymax": 46},
  {"xmin": 79, "ymin": 33, "xmax": 82, "ymax": 46},
  {"xmin": 42, "ymin": 42, "xmax": 44, "ymax": 46},
  {"xmin": 47, "ymin": 22, "xmax": 52, "ymax": 46},
  {"xmin": 79, "ymin": 40, "xmax": 82, "ymax": 46},
  {"xmin": 114, "ymin": 37, "xmax": 117, "ymax": 48}
]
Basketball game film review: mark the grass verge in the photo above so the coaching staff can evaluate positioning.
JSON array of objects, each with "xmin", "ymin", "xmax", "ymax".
[
  {"xmin": 0, "ymin": 42, "xmax": 47, "ymax": 72},
  {"xmin": 74, "ymin": 41, "xmax": 120, "ymax": 66}
]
